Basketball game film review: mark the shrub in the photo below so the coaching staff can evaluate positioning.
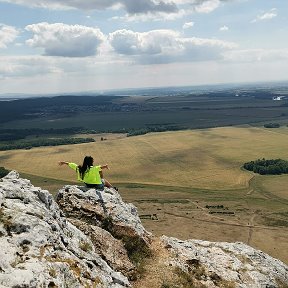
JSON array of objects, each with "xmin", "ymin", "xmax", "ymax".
[
  {"xmin": 79, "ymin": 240, "xmax": 93, "ymax": 252},
  {"xmin": 121, "ymin": 236, "xmax": 152, "ymax": 267},
  {"xmin": 264, "ymin": 123, "xmax": 280, "ymax": 128},
  {"xmin": 0, "ymin": 167, "xmax": 9, "ymax": 178}
]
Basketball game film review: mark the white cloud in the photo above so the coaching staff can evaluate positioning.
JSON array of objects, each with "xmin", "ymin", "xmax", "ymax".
[
  {"xmin": 183, "ymin": 21, "xmax": 194, "ymax": 29},
  {"xmin": 252, "ymin": 8, "xmax": 277, "ymax": 23},
  {"xmin": 111, "ymin": 8, "xmax": 190, "ymax": 22},
  {"xmin": 25, "ymin": 22, "xmax": 105, "ymax": 57},
  {"xmin": 3, "ymin": 48, "xmax": 286, "ymax": 82},
  {"xmin": 109, "ymin": 29, "xmax": 237, "ymax": 64},
  {"xmin": 0, "ymin": 55, "xmax": 111, "ymax": 81},
  {"xmin": 110, "ymin": 9, "xmax": 189, "ymax": 23},
  {"xmin": 219, "ymin": 25, "xmax": 229, "ymax": 31},
  {"xmin": 224, "ymin": 49, "xmax": 288, "ymax": 63},
  {"xmin": 121, "ymin": 0, "xmax": 178, "ymax": 14},
  {"xmin": 171, "ymin": 0, "xmax": 222, "ymax": 12},
  {"xmin": 0, "ymin": 54, "xmax": 140, "ymax": 94},
  {"xmin": 2, "ymin": 53, "xmax": 288, "ymax": 94},
  {"xmin": 0, "ymin": 56, "xmax": 61, "ymax": 78},
  {"xmin": 193, "ymin": 0, "xmax": 221, "ymax": 13},
  {"xmin": 0, "ymin": 24, "xmax": 19, "ymax": 48},
  {"xmin": 111, "ymin": 0, "xmax": 223, "ymax": 20},
  {"xmin": 0, "ymin": 0, "xmax": 228, "ymax": 16},
  {"xmin": 0, "ymin": 0, "xmax": 178, "ymax": 14},
  {"xmin": 109, "ymin": 29, "xmax": 179, "ymax": 56}
]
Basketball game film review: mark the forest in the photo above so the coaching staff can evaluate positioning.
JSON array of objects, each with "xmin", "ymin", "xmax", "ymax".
[
  {"xmin": 243, "ymin": 158, "xmax": 288, "ymax": 175},
  {"xmin": 1, "ymin": 84, "xmax": 288, "ymax": 150}
]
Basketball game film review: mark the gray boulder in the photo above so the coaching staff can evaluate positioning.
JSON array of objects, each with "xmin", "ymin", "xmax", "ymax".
[
  {"xmin": 162, "ymin": 236, "xmax": 288, "ymax": 288},
  {"xmin": 0, "ymin": 171, "xmax": 130, "ymax": 288},
  {"xmin": 56, "ymin": 185, "xmax": 151, "ymax": 245},
  {"xmin": 1, "ymin": 171, "xmax": 288, "ymax": 288},
  {"xmin": 55, "ymin": 185, "xmax": 152, "ymax": 280}
]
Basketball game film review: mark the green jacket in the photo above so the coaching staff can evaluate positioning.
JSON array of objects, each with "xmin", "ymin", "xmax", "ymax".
[{"xmin": 68, "ymin": 162, "xmax": 102, "ymax": 184}]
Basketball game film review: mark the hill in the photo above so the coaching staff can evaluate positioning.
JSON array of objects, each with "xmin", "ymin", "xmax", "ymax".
[
  {"xmin": 1, "ymin": 126, "xmax": 288, "ymax": 265},
  {"xmin": 0, "ymin": 172, "xmax": 287, "ymax": 287},
  {"xmin": 1, "ymin": 126, "xmax": 288, "ymax": 189}
]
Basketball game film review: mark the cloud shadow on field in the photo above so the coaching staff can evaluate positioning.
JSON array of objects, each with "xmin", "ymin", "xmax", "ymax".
[{"xmin": 0, "ymin": 154, "xmax": 12, "ymax": 162}]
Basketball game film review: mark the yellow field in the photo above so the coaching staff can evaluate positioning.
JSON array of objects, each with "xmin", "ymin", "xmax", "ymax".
[
  {"xmin": 1, "ymin": 126, "xmax": 288, "ymax": 190},
  {"xmin": 1, "ymin": 125, "xmax": 288, "ymax": 264},
  {"xmin": 259, "ymin": 176, "xmax": 288, "ymax": 200}
]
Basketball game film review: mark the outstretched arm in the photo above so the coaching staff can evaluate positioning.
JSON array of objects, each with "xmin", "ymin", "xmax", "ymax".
[
  {"xmin": 100, "ymin": 164, "xmax": 109, "ymax": 170},
  {"xmin": 58, "ymin": 161, "xmax": 69, "ymax": 166},
  {"xmin": 60, "ymin": 162, "xmax": 78, "ymax": 171}
]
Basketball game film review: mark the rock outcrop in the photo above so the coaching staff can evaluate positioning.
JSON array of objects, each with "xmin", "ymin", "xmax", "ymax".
[
  {"xmin": 1, "ymin": 171, "xmax": 288, "ymax": 288},
  {"xmin": 55, "ymin": 185, "xmax": 152, "ymax": 279},
  {"xmin": 0, "ymin": 171, "xmax": 130, "ymax": 288},
  {"xmin": 56, "ymin": 185, "xmax": 151, "ymax": 246},
  {"xmin": 162, "ymin": 236, "xmax": 288, "ymax": 288}
]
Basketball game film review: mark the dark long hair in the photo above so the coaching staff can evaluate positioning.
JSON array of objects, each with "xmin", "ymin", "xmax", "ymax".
[{"xmin": 78, "ymin": 156, "xmax": 93, "ymax": 179}]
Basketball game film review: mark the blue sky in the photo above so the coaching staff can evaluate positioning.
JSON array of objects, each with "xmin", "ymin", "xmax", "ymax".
[{"xmin": 0, "ymin": 0, "xmax": 287, "ymax": 94}]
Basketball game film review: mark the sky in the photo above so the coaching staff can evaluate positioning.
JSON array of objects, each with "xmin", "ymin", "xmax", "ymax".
[{"xmin": 0, "ymin": 0, "xmax": 288, "ymax": 94}]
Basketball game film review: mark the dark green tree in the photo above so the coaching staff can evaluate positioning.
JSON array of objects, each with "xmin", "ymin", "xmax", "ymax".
[
  {"xmin": 243, "ymin": 158, "xmax": 288, "ymax": 175},
  {"xmin": 0, "ymin": 167, "xmax": 10, "ymax": 178}
]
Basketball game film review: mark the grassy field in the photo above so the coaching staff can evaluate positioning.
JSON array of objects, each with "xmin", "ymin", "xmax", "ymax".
[
  {"xmin": 1, "ymin": 126, "xmax": 288, "ymax": 189},
  {"xmin": 1, "ymin": 126, "xmax": 288, "ymax": 264}
]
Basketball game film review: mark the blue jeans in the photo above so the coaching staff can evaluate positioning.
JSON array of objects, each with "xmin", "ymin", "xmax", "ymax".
[{"xmin": 84, "ymin": 183, "xmax": 104, "ymax": 190}]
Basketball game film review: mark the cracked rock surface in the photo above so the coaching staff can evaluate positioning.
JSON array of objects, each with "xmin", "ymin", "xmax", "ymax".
[
  {"xmin": 1, "ymin": 171, "xmax": 288, "ymax": 288},
  {"xmin": 161, "ymin": 236, "xmax": 288, "ymax": 288},
  {"xmin": 0, "ymin": 171, "xmax": 130, "ymax": 288}
]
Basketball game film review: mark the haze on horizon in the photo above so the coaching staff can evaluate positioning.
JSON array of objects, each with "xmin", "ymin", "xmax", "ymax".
[{"xmin": 0, "ymin": 0, "xmax": 288, "ymax": 95}]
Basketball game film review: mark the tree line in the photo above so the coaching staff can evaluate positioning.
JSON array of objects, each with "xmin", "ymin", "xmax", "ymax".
[
  {"xmin": 0, "ymin": 137, "xmax": 95, "ymax": 151},
  {"xmin": 0, "ymin": 127, "xmax": 85, "ymax": 141},
  {"xmin": 243, "ymin": 158, "xmax": 288, "ymax": 175},
  {"xmin": 264, "ymin": 123, "xmax": 280, "ymax": 128},
  {"xmin": 127, "ymin": 125, "xmax": 185, "ymax": 137}
]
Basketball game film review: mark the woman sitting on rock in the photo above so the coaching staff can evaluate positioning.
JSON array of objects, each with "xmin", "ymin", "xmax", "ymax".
[{"xmin": 58, "ymin": 155, "xmax": 113, "ymax": 190}]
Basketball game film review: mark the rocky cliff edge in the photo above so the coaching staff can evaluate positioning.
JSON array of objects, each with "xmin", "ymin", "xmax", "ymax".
[{"xmin": 0, "ymin": 171, "xmax": 287, "ymax": 288}]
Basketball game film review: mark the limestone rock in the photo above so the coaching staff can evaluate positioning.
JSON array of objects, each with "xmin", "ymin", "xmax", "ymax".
[
  {"xmin": 1, "ymin": 171, "xmax": 288, "ymax": 288},
  {"xmin": 0, "ymin": 171, "xmax": 130, "ymax": 288},
  {"xmin": 56, "ymin": 185, "xmax": 151, "ymax": 247},
  {"xmin": 69, "ymin": 218, "xmax": 136, "ymax": 279},
  {"xmin": 161, "ymin": 236, "xmax": 288, "ymax": 288}
]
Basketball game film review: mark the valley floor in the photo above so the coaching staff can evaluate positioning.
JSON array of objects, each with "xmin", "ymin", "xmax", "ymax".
[{"xmin": 1, "ymin": 126, "xmax": 288, "ymax": 264}]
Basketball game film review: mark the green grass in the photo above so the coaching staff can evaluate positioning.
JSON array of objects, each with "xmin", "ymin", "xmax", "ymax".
[
  {"xmin": 2, "ymin": 126, "xmax": 288, "ymax": 191},
  {"xmin": 2, "ymin": 127, "xmax": 288, "ymax": 215},
  {"xmin": 135, "ymin": 199, "xmax": 190, "ymax": 204},
  {"xmin": 260, "ymin": 216, "xmax": 288, "ymax": 227}
]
